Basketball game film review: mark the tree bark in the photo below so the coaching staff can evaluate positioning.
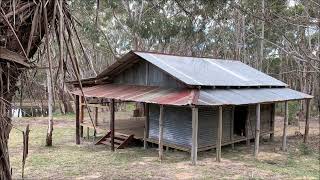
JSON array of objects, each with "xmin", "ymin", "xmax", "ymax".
[{"xmin": 46, "ymin": 68, "xmax": 54, "ymax": 146}]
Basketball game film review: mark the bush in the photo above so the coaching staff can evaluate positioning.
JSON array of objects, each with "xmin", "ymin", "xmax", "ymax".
[{"xmin": 298, "ymin": 143, "xmax": 312, "ymax": 155}]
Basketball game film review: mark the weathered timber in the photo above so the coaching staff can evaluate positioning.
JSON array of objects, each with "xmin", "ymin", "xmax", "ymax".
[
  {"xmin": 254, "ymin": 104, "xmax": 261, "ymax": 158},
  {"xmin": 191, "ymin": 106, "xmax": 199, "ymax": 165},
  {"xmin": 216, "ymin": 106, "xmax": 222, "ymax": 162},
  {"xmin": 282, "ymin": 101, "xmax": 288, "ymax": 151},
  {"xmin": 159, "ymin": 105, "xmax": 164, "ymax": 161}
]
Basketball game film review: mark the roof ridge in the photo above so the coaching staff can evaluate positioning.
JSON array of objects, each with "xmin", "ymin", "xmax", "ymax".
[{"xmin": 133, "ymin": 50, "xmax": 238, "ymax": 61}]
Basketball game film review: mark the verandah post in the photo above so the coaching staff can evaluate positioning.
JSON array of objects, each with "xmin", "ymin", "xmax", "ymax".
[
  {"xmin": 304, "ymin": 99, "xmax": 311, "ymax": 143},
  {"xmin": 75, "ymin": 95, "xmax": 80, "ymax": 144},
  {"xmin": 110, "ymin": 99, "xmax": 115, "ymax": 151},
  {"xmin": 282, "ymin": 101, "xmax": 288, "ymax": 151},
  {"xmin": 216, "ymin": 106, "xmax": 223, "ymax": 162},
  {"xmin": 254, "ymin": 103, "xmax": 261, "ymax": 158},
  {"xmin": 191, "ymin": 106, "xmax": 198, "ymax": 165},
  {"xmin": 246, "ymin": 106, "xmax": 250, "ymax": 146},
  {"xmin": 79, "ymin": 96, "xmax": 84, "ymax": 137},
  {"xmin": 144, "ymin": 103, "xmax": 149, "ymax": 149},
  {"xmin": 159, "ymin": 105, "xmax": 164, "ymax": 161},
  {"xmin": 94, "ymin": 107, "xmax": 98, "ymax": 137},
  {"xmin": 270, "ymin": 103, "xmax": 275, "ymax": 141}
]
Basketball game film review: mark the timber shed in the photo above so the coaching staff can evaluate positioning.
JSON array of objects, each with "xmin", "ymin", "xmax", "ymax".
[{"xmin": 71, "ymin": 51, "xmax": 312, "ymax": 165}]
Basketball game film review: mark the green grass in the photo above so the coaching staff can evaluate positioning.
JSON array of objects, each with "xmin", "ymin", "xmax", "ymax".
[{"xmin": 8, "ymin": 119, "xmax": 320, "ymax": 179}]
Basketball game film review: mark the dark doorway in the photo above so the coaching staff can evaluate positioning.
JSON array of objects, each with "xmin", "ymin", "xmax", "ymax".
[{"xmin": 234, "ymin": 106, "xmax": 248, "ymax": 136}]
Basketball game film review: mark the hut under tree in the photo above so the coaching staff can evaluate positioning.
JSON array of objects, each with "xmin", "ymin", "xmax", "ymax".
[{"xmin": 72, "ymin": 51, "xmax": 312, "ymax": 164}]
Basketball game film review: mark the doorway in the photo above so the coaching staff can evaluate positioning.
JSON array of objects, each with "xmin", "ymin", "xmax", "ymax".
[{"xmin": 234, "ymin": 105, "xmax": 248, "ymax": 137}]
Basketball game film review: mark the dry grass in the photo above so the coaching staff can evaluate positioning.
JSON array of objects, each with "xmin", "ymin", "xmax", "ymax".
[{"xmin": 8, "ymin": 115, "xmax": 320, "ymax": 179}]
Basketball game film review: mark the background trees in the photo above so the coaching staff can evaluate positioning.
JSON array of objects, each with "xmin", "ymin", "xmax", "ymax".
[
  {"xmin": 65, "ymin": 0, "xmax": 319, "ymax": 110},
  {"xmin": 15, "ymin": 0, "xmax": 320, "ymax": 121}
]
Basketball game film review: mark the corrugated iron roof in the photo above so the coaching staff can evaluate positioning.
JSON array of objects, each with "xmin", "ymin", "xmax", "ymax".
[
  {"xmin": 134, "ymin": 51, "xmax": 287, "ymax": 87},
  {"xmin": 198, "ymin": 88, "xmax": 313, "ymax": 106},
  {"xmin": 72, "ymin": 84, "xmax": 197, "ymax": 106},
  {"xmin": 72, "ymin": 84, "xmax": 311, "ymax": 106},
  {"xmin": 97, "ymin": 51, "xmax": 287, "ymax": 87}
]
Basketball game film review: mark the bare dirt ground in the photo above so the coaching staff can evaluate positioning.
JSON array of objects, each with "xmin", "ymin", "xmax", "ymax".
[{"xmin": 8, "ymin": 115, "xmax": 320, "ymax": 179}]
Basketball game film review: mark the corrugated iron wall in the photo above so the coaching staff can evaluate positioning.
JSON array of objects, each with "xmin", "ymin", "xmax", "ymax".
[
  {"xmin": 149, "ymin": 104, "xmax": 192, "ymax": 148},
  {"xmin": 148, "ymin": 103, "xmax": 274, "ymax": 149},
  {"xmin": 148, "ymin": 104, "xmax": 234, "ymax": 148},
  {"xmin": 198, "ymin": 106, "xmax": 233, "ymax": 147},
  {"xmin": 113, "ymin": 60, "xmax": 185, "ymax": 88}
]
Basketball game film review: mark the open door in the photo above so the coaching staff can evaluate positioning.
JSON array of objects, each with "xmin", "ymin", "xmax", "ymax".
[{"xmin": 234, "ymin": 105, "xmax": 248, "ymax": 137}]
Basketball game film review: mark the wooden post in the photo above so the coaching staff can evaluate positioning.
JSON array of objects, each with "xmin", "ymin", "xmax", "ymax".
[
  {"xmin": 231, "ymin": 106, "xmax": 235, "ymax": 149},
  {"xmin": 282, "ymin": 101, "xmax": 288, "ymax": 151},
  {"xmin": 254, "ymin": 104, "xmax": 261, "ymax": 158},
  {"xmin": 86, "ymin": 127, "xmax": 90, "ymax": 139},
  {"xmin": 75, "ymin": 95, "xmax": 80, "ymax": 144},
  {"xmin": 246, "ymin": 106, "xmax": 250, "ymax": 146},
  {"xmin": 110, "ymin": 99, "xmax": 115, "ymax": 151},
  {"xmin": 159, "ymin": 105, "xmax": 164, "ymax": 161},
  {"xmin": 79, "ymin": 96, "xmax": 84, "ymax": 137},
  {"xmin": 95, "ymin": 107, "xmax": 98, "ymax": 126},
  {"xmin": 94, "ymin": 107, "xmax": 98, "ymax": 136},
  {"xmin": 144, "ymin": 103, "xmax": 149, "ymax": 149},
  {"xmin": 216, "ymin": 106, "xmax": 223, "ymax": 162},
  {"xmin": 270, "ymin": 103, "xmax": 275, "ymax": 141},
  {"xmin": 191, "ymin": 106, "xmax": 198, "ymax": 165},
  {"xmin": 304, "ymin": 99, "xmax": 311, "ymax": 143}
]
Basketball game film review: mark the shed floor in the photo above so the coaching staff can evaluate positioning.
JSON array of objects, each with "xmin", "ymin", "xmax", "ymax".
[{"xmin": 81, "ymin": 117, "xmax": 145, "ymax": 139}]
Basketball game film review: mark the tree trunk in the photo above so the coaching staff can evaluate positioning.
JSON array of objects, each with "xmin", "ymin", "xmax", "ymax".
[
  {"xmin": 0, "ymin": 64, "xmax": 21, "ymax": 180},
  {"xmin": 46, "ymin": 69, "xmax": 54, "ymax": 146}
]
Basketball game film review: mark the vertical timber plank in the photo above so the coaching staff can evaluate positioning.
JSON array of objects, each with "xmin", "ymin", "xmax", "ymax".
[
  {"xmin": 110, "ymin": 99, "xmax": 115, "ymax": 151},
  {"xmin": 144, "ymin": 103, "xmax": 149, "ymax": 149},
  {"xmin": 254, "ymin": 104, "xmax": 261, "ymax": 158},
  {"xmin": 75, "ymin": 95, "xmax": 80, "ymax": 144},
  {"xmin": 216, "ymin": 106, "xmax": 223, "ymax": 162},
  {"xmin": 159, "ymin": 105, "xmax": 164, "ymax": 161},
  {"xmin": 246, "ymin": 106, "xmax": 250, "ymax": 146},
  {"xmin": 191, "ymin": 106, "xmax": 198, "ymax": 165},
  {"xmin": 304, "ymin": 99, "xmax": 311, "ymax": 143},
  {"xmin": 282, "ymin": 101, "xmax": 288, "ymax": 151}
]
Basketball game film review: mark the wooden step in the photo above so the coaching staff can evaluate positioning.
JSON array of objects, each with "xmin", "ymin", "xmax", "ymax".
[
  {"xmin": 101, "ymin": 138, "xmax": 123, "ymax": 145},
  {"xmin": 95, "ymin": 131, "xmax": 135, "ymax": 149}
]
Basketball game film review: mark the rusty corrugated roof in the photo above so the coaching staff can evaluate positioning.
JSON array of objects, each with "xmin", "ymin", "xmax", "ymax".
[
  {"xmin": 72, "ymin": 84, "xmax": 197, "ymax": 106},
  {"xmin": 72, "ymin": 84, "xmax": 312, "ymax": 106}
]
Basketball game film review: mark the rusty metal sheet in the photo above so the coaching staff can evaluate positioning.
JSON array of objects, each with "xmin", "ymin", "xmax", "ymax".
[
  {"xmin": 72, "ymin": 84, "xmax": 196, "ymax": 106},
  {"xmin": 198, "ymin": 88, "xmax": 313, "ymax": 106},
  {"xmin": 72, "ymin": 84, "xmax": 312, "ymax": 106}
]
